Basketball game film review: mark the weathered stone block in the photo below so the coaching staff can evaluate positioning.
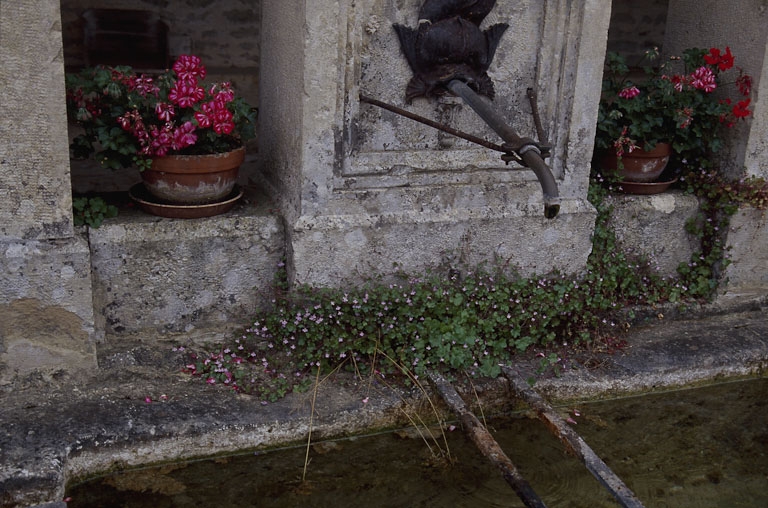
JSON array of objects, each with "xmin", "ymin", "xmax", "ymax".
[
  {"xmin": 87, "ymin": 204, "xmax": 284, "ymax": 339},
  {"xmin": 259, "ymin": 0, "xmax": 611, "ymax": 286},
  {"xmin": 293, "ymin": 196, "xmax": 597, "ymax": 285},
  {"xmin": 722, "ymin": 206, "xmax": 768, "ymax": 293},
  {"xmin": 605, "ymin": 191, "xmax": 700, "ymax": 277},
  {"xmin": 0, "ymin": 236, "xmax": 97, "ymax": 384}
]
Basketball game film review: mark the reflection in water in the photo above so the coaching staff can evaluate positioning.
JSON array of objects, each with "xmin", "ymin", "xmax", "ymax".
[{"xmin": 67, "ymin": 378, "xmax": 768, "ymax": 508}]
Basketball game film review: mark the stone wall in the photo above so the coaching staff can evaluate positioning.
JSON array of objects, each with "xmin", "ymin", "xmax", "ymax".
[
  {"xmin": 1, "ymin": 1, "xmax": 73, "ymax": 240},
  {"xmin": 607, "ymin": 0, "xmax": 669, "ymax": 62},
  {"xmin": 60, "ymin": 0, "xmax": 261, "ymax": 107}
]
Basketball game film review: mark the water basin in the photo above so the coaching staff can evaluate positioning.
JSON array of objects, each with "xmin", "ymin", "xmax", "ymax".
[{"xmin": 66, "ymin": 378, "xmax": 768, "ymax": 507}]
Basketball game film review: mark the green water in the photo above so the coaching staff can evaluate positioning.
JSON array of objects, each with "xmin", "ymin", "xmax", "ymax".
[{"xmin": 67, "ymin": 378, "xmax": 768, "ymax": 507}]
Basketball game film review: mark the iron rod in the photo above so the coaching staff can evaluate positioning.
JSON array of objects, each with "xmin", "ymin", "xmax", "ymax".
[
  {"xmin": 359, "ymin": 94, "xmax": 508, "ymax": 153},
  {"xmin": 429, "ymin": 373, "xmax": 549, "ymax": 508},
  {"xmin": 526, "ymin": 87, "xmax": 548, "ymax": 145},
  {"xmin": 502, "ymin": 367, "xmax": 647, "ymax": 508}
]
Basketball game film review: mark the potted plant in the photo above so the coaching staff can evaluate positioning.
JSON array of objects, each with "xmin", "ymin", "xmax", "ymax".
[
  {"xmin": 66, "ymin": 54, "xmax": 257, "ymax": 207},
  {"xmin": 595, "ymin": 46, "xmax": 752, "ymax": 189}
]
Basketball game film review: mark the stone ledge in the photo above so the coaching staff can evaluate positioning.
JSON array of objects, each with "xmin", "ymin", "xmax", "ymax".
[
  {"xmin": 86, "ymin": 186, "xmax": 285, "ymax": 340},
  {"xmin": 291, "ymin": 198, "xmax": 598, "ymax": 286},
  {"xmin": 605, "ymin": 190, "xmax": 700, "ymax": 276},
  {"xmin": 2, "ymin": 308, "xmax": 767, "ymax": 508}
]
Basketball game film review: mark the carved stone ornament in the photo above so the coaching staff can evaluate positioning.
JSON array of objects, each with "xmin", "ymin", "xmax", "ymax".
[{"xmin": 393, "ymin": 0, "xmax": 508, "ymax": 102}]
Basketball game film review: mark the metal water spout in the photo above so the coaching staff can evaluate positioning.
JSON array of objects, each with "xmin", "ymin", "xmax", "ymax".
[
  {"xmin": 388, "ymin": 0, "xmax": 560, "ymax": 218},
  {"xmin": 446, "ymin": 80, "xmax": 560, "ymax": 219}
]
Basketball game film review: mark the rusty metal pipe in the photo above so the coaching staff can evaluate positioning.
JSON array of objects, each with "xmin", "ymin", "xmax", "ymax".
[
  {"xmin": 359, "ymin": 93, "xmax": 509, "ymax": 153},
  {"xmin": 446, "ymin": 80, "xmax": 560, "ymax": 219}
]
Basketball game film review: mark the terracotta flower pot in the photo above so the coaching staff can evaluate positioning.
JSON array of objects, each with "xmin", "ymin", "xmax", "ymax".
[
  {"xmin": 141, "ymin": 146, "xmax": 245, "ymax": 205},
  {"xmin": 601, "ymin": 142, "xmax": 672, "ymax": 183}
]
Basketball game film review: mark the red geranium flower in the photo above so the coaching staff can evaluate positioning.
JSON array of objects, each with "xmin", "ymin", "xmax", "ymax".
[
  {"xmin": 704, "ymin": 47, "xmax": 734, "ymax": 71},
  {"xmin": 736, "ymin": 74, "xmax": 752, "ymax": 96},
  {"xmin": 732, "ymin": 98, "xmax": 751, "ymax": 118}
]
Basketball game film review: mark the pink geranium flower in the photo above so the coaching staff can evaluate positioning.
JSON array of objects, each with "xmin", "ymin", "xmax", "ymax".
[
  {"xmin": 155, "ymin": 102, "xmax": 175, "ymax": 122},
  {"xmin": 691, "ymin": 67, "xmax": 716, "ymax": 92},
  {"xmin": 618, "ymin": 86, "xmax": 640, "ymax": 99},
  {"xmin": 169, "ymin": 80, "xmax": 206, "ymax": 108},
  {"xmin": 172, "ymin": 121, "xmax": 198, "ymax": 150},
  {"xmin": 65, "ymin": 54, "xmax": 256, "ymax": 168},
  {"xmin": 173, "ymin": 54, "xmax": 207, "ymax": 82}
]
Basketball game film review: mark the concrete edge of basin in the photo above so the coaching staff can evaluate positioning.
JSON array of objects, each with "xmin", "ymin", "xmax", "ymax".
[{"xmin": 2, "ymin": 308, "xmax": 768, "ymax": 507}]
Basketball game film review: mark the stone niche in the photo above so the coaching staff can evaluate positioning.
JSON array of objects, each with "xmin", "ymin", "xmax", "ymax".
[{"xmin": 259, "ymin": 0, "xmax": 609, "ymax": 287}]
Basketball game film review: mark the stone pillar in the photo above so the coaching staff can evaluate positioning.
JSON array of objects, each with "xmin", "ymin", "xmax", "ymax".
[
  {"xmin": 724, "ymin": 34, "xmax": 768, "ymax": 302},
  {"xmin": 259, "ymin": 0, "xmax": 610, "ymax": 287},
  {"xmin": 664, "ymin": 0, "xmax": 768, "ymax": 302},
  {"xmin": 743, "ymin": 18, "xmax": 768, "ymax": 180},
  {"xmin": 0, "ymin": 0, "xmax": 97, "ymax": 383}
]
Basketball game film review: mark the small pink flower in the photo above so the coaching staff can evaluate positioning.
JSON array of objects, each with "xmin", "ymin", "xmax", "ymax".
[
  {"xmin": 144, "ymin": 396, "xmax": 152, "ymax": 404},
  {"xmin": 206, "ymin": 377, "xmax": 216, "ymax": 384}
]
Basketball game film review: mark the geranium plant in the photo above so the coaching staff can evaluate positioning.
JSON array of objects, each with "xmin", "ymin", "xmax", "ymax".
[
  {"xmin": 595, "ymin": 46, "xmax": 752, "ymax": 170},
  {"xmin": 66, "ymin": 54, "xmax": 257, "ymax": 170}
]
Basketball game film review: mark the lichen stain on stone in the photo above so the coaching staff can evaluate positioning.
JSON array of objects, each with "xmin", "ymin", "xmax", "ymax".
[
  {"xmin": 0, "ymin": 299, "xmax": 88, "ymax": 349},
  {"xmin": 648, "ymin": 194, "xmax": 677, "ymax": 214},
  {"xmin": 0, "ymin": 299, "xmax": 94, "ymax": 378}
]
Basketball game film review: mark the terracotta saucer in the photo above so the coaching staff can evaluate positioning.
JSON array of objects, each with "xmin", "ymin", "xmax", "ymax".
[
  {"xmin": 617, "ymin": 178, "xmax": 678, "ymax": 195},
  {"xmin": 129, "ymin": 183, "xmax": 243, "ymax": 218}
]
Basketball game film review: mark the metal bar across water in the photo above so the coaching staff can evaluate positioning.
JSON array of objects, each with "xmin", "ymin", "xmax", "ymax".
[
  {"xmin": 428, "ymin": 367, "xmax": 646, "ymax": 508},
  {"xmin": 429, "ymin": 372, "xmax": 549, "ymax": 508},
  {"xmin": 502, "ymin": 366, "xmax": 646, "ymax": 508}
]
